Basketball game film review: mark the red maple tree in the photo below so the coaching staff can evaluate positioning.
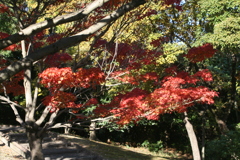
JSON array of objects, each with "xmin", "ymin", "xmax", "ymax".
[{"xmin": 94, "ymin": 68, "xmax": 218, "ymax": 125}]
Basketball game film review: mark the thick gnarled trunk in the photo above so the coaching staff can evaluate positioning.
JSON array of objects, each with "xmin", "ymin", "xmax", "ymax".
[{"xmin": 26, "ymin": 128, "xmax": 44, "ymax": 160}]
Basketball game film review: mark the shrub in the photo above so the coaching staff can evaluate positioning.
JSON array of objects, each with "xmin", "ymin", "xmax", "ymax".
[
  {"xmin": 206, "ymin": 124, "xmax": 240, "ymax": 160},
  {"xmin": 141, "ymin": 140, "xmax": 164, "ymax": 153}
]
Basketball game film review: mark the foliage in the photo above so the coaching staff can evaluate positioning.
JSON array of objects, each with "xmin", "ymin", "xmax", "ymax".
[
  {"xmin": 212, "ymin": 17, "xmax": 240, "ymax": 51},
  {"xmin": 198, "ymin": 0, "xmax": 240, "ymax": 24},
  {"xmin": 184, "ymin": 43, "xmax": 216, "ymax": 63},
  {"xmin": 196, "ymin": 0, "xmax": 240, "ymax": 50},
  {"xmin": 206, "ymin": 124, "xmax": 240, "ymax": 160},
  {"xmin": 95, "ymin": 69, "xmax": 218, "ymax": 125},
  {"xmin": 156, "ymin": 43, "xmax": 186, "ymax": 65},
  {"xmin": 38, "ymin": 67, "xmax": 105, "ymax": 112},
  {"xmin": 141, "ymin": 140, "xmax": 164, "ymax": 153},
  {"xmin": 0, "ymin": 10, "xmax": 16, "ymax": 34}
]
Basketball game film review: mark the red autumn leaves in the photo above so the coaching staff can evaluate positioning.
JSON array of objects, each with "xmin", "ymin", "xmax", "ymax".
[
  {"xmin": 185, "ymin": 43, "xmax": 216, "ymax": 63},
  {"xmin": 39, "ymin": 67, "xmax": 105, "ymax": 111},
  {"xmin": 0, "ymin": 32, "xmax": 217, "ymax": 124},
  {"xmin": 0, "ymin": 59, "xmax": 24, "ymax": 96},
  {"xmin": 39, "ymin": 67, "xmax": 105, "ymax": 90},
  {"xmin": 95, "ymin": 69, "xmax": 218, "ymax": 124},
  {"xmin": 37, "ymin": 42, "xmax": 218, "ymax": 123},
  {"xmin": 0, "ymin": 4, "xmax": 9, "ymax": 13},
  {"xmin": 44, "ymin": 52, "xmax": 72, "ymax": 67}
]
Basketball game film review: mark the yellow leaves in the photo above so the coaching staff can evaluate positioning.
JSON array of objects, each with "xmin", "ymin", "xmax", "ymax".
[
  {"xmin": 146, "ymin": 33, "xmax": 163, "ymax": 49},
  {"xmin": 78, "ymin": 41, "xmax": 91, "ymax": 53},
  {"xmin": 26, "ymin": 0, "xmax": 37, "ymax": 8},
  {"xmin": 156, "ymin": 43, "xmax": 186, "ymax": 65}
]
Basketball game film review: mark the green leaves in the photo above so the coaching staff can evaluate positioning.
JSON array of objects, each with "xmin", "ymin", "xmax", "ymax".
[
  {"xmin": 199, "ymin": 0, "xmax": 240, "ymax": 24},
  {"xmin": 195, "ymin": 0, "xmax": 240, "ymax": 52},
  {"xmin": 213, "ymin": 17, "xmax": 240, "ymax": 50},
  {"xmin": 206, "ymin": 129, "xmax": 240, "ymax": 159}
]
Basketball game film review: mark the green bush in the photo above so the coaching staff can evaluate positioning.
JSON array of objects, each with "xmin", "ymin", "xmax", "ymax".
[
  {"xmin": 206, "ymin": 124, "xmax": 240, "ymax": 160},
  {"xmin": 141, "ymin": 140, "xmax": 163, "ymax": 153}
]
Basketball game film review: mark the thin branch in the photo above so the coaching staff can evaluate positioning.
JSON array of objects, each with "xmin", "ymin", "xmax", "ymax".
[
  {"xmin": 9, "ymin": 102, "xmax": 25, "ymax": 127},
  {"xmin": 106, "ymin": 71, "xmax": 127, "ymax": 80},
  {"xmin": 38, "ymin": 108, "xmax": 60, "ymax": 136},
  {"xmin": 106, "ymin": 41, "xmax": 119, "ymax": 79},
  {"xmin": 50, "ymin": 123, "xmax": 72, "ymax": 129},
  {"xmin": 43, "ymin": 108, "xmax": 69, "ymax": 130}
]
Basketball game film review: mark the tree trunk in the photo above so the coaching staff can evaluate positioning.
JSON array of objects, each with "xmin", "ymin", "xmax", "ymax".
[
  {"xmin": 215, "ymin": 117, "xmax": 229, "ymax": 134},
  {"xmin": 89, "ymin": 121, "xmax": 99, "ymax": 141},
  {"xmin": 208, "ymin": 107, "xmax": 229, "ymax": 134},
  {"xmin": 184, "ymin": 112, "xmax": 201, "ymax": 160},
  {"xmin": 26, "ymin": 128, "xmax": 44, "ymax": 160},
  {"xmin": 201, "ymin": 110, "xmax": 206, "ymax": 160}
]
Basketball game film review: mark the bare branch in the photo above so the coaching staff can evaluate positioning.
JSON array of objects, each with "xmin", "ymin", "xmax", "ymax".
[
  {"xmin": 108, "ymin": 42, "xmax": 118, "ymax": 76},
  {"xmin": 43, "ymin": 108, "xmax": 69, "ymax": 131},
  {"xmin": 35, "ymin": 106, "xmax": 52, "ymax": 126},
  {"xmin": 0, "ymin": 95, "xmax": 26, "ymax": 110},
  {"xmin": 9, "ymin": 102, "xmax": 25, "ymax": 127},
  {"xmin": 38, "ymin": 108, "xmax": 61, "ymax": 135},
  {"xmin": 50, "ymin": 123, "xmax": 72, "ymax": 129}
]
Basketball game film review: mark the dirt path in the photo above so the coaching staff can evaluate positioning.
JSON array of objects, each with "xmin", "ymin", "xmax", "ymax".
[
  {"xmin": 0, "ymin": 125, "xmax": 191, "ymax": 160},
  {"xmin": 59, "ymin": 134, "xmax": 178, "ymax": 160}
]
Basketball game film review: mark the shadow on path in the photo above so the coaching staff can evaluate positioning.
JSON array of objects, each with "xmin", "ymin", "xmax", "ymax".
[{"xmin": 59, "ymin": 134, "xmax": 175, "ymax": 160}]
